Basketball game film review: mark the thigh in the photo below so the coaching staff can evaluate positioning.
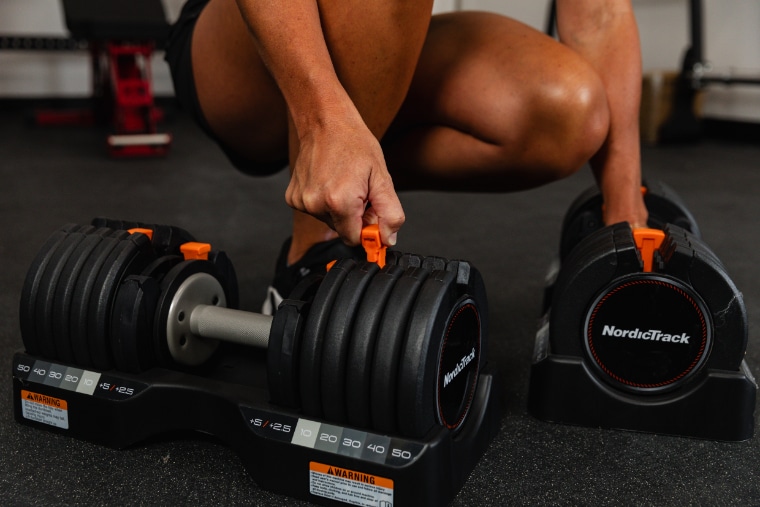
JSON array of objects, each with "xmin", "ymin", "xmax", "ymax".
[
  {"xmin": 399, "ymin": 12, "xmax": 588, "ymax": 131},
  {"xmin": 386, "ymin": 11, "xmax": 607, "ymax": 188}
]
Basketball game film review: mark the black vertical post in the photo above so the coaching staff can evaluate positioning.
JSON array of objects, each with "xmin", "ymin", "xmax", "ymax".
[
  {"xmin": 545, "ymin": 0, "xmax": 557, "ymax": 37},
  {"xmin": 689, "ymin": 0, "xmax": 704, "ymax": 65},
  {"xmin": 657, "ymin": 0, "xmax": 704, "ymax": 143}
]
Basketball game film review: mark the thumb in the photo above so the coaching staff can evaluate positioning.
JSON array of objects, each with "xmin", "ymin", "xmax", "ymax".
[{"xmin": 362, "ymin": 180, "xmax": 405, "ymax": 247}]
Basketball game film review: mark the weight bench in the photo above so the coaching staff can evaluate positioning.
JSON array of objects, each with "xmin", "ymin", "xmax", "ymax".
[{"xmin": 37, "ymin": 0, "xmax": 171, "ymax": 157}]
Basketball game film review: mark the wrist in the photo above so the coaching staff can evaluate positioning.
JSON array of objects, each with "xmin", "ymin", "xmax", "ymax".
[{"xmin": 287, "ymin": 77, "xmax": 360, "ymax": 136}]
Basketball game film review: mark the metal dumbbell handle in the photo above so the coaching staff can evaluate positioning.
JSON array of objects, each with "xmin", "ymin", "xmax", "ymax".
[
  {"xmin": 166, "ymin": 272, "xmax": 275, "ymax": 365},
  {"xmin": 189, "ymin": 304, "xmax": 272, "ymax": 349}
]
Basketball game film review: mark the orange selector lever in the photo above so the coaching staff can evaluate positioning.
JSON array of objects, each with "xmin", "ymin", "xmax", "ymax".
[
  {"xmin": 632, "ymin": 228, "xmax": 665, "ymax": 273},
  {"xmin": 326, "ymin": 224, "xmax": 388, "ymax": 272},
  {"xmin": 360, "ymin": 224, "xmax": 387, "ymax": 269}
]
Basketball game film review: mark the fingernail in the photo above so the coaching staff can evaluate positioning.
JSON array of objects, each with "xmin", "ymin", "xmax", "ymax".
[{"xmin": 388, "ymin": 232, "xmax": 397, "ymax": 246}]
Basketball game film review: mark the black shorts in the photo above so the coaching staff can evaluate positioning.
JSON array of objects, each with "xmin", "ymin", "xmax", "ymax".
[{"xmin": 164, "ymin": 0, "xmax": 286, "ymax": 175}]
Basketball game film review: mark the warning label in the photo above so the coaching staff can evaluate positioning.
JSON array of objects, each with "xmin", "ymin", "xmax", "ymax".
[
  {"xmin": 309, "ymin": 462, "xmax": 393, "ymax": 507},
  {"xmin": 21, "ymin": 390, "xmax": 69, "ymax": 430}
]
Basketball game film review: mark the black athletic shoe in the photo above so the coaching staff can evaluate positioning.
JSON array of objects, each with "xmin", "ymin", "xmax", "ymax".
[{"xmin": 262, "ymin": 237, "xmax": 366, "ymax": 315}]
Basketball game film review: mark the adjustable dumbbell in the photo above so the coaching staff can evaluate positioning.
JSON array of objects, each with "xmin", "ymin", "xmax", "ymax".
[
  {"xmin": 20, "ymin": 220, "xmax": 488, "ymax": 439},
  {"xmin": 549, "ymin": 223, "xmax": 747, "ymax": 391},
  {"xmin": 528, "ymin": 182, "xmax": 755, "ymax": 440},
  {"xmin": 543, "ymin": 179, "xmax": 703, "ymax": 312},
  {"xmin": 559, "ymin": 179, "xmax": 701, "ymax": 259}
]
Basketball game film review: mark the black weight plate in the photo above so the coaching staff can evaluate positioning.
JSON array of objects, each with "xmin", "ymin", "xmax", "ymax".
[
  {"xmin": 678, "ymin": 239, "xmax": 746, "ymax": 371},
  {"xmin": 111, "ymin": 274, "xmax": 161, "ymax": 373},
  {"xmin": 70, "ymin": 231, "xmax": 129, "ymax": 367},
  {"xmin": 267, "ymin": 299, "xmax": 310, "ymax": 408},
  {"xmin": 396, "ymin": 253, "xmax": 422, "ymax": 270},
  {"xmin": 299, "ymin": 258, "xmax": 357, "ymax": 418},
  {"xmin": 556, "ymin": 226, "xmax": 621, "ymax": 299},
  {"xmin": 560, "ymin": 208, "xmax": 604, "ymax": 260},
  {"xmin": 52, "ymin": 228, "xmax": 111, "ymax": 364},
  {"xmin": 288, "ymin": 272, "xmax": 324, "ymax": 304},
  {"xmin": 266, "ymin": 274, "xmax": 323, "ymax": 408},
  {"xmin": 208, "ymin": 250, "xmax": 239, "ymax": 310},
  {"xmin": 644, "ymin": 180, "xmax": 701, "ymax": 237},
  {"xmin": 384, "ymin": 250, "xmax": 403, "ymax": 267},
  {"xmin": 550, "ymin": 227, "xmax": 620, "ymax": 355},
  {"xmin": 370, "ymin": 265, "xmax": 430, "ymax": 434},
  {"xmin": 551, "ymin": 224, "xmax": 644, "ymax": 357},
  {"xmin": 85, "ymin": 234, "xmax": 134, "ymax": 369},
  {"xmin": 91, "ymin": 218, "xmax": 137, "ymax": 232},
  {"xmin": 141, "ymin": 254, "xmax": 184, "ymax": 282},
  {"xmin": 667, "ymin": 225, "xmax": 722, "ymax": 269},
  {"xmin": 19, "ymin": 224, "xmax": 80, "ymax": 356},
  {"xmin": 153, "ymin": 259, "xmax": 225, "ymax": 366},
  {"xmin": 421, "ymin": 255, "xmax": 448, "ymax": 272},
  {"xmin": 88, "ymin": 232, "xmax": 155, "ymax": 370},
  {"xmin": 345, "ymin": 263, "xmax": 405, "ymax": 429},
  {"xmin": 35, "ymin": 226, "xmax": 95, "ymax": 359},
  {"xmin": 320, "ymin": 261, "xmax": 380, "ymax": 424},
  {"xmin": 397, "ymin": 262, "xmax": 486, "ymax": 438},
  {"xmin": 266, "ymin": 273, "xmax": 323, "ymax": 408}
]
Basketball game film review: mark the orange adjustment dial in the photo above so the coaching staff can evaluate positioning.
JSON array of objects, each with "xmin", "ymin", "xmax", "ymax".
[
  {"xmin": 361, "ymin": 224, "xmax": 387, "ymax": 269},
  {"xmin": 180, "ymin": 242, "xmax": 212, "ymax": 261},
  {"xmin": 326, "ymin": 225, "xmax": 388, "ymax": 272},
  {"xmin": 632, "ymin": 228, "xmax": 665, "ymax": 273},
  {"xmin": 128, "ymin": 228, "xmax": 154, "ymax": 240}
]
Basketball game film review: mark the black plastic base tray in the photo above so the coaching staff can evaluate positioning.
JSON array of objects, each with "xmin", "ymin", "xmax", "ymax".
[
  {"xmin": 527, "ymin": 337, "xmax": 756, "ymax": 441},
  {"xmin": 12, "ymin": 348, "xmax": 501, "ymax": 506}
]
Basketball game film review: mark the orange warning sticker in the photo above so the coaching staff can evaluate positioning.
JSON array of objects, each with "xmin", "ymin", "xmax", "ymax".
[
  {"xmin": 21, "ymin": 390, "xmax": 69, "ymax": 429},
  {"xmin": 309, "ymin": 462, "xmax": 393, "ymax": 507},
  {"xmin": 22, "ymin": 390, "xmax": 68, "ymax": 410}
]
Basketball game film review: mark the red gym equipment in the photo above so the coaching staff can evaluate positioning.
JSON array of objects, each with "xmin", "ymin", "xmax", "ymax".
[{"xmin": 30, "ymin": 0, "xmax": 172, "ymax": 157}]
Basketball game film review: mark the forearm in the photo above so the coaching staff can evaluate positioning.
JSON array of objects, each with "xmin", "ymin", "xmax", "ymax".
[
  {"xmin": 556, "ymin": 0, "xmax": 647, "ymax": 226},
  {"xmin": 235, "ymin": 0, "xmax": 358, "ymax": 136},
  {"xmin": 234, "ymin": 0, "xmax": 407, "ymax": 246}
]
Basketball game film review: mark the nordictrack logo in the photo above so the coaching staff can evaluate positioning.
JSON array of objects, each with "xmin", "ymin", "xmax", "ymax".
[
  {"xmin": 443, "ymin": 348, "xmax": 476, "ymax": 388},
  {"xmin": 602, "ymin": 325, "xmax": 690, "ymax": 344}
]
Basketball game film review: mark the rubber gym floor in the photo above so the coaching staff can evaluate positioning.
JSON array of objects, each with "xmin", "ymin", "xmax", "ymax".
[{"xmin": 1, "ymin": 103, "xmax": 758, "ymax": 506}]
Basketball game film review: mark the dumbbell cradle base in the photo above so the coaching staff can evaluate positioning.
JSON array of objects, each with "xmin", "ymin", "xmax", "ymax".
[
  {"xmin": 527, "ymin": 350, "xmax": 756, "ymax": 441},
  {"xmin": 12, "ymin": 349, "xmax": 501, "ymax": 507}
]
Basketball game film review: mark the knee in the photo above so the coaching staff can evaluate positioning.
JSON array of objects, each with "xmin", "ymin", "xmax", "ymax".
[
  {"xmin": 567, "ymin": 70, "xmax": 610, "ymax": 164},
  {"xmin": 513, "ymin": 63, "xmax": 610, "ymax": 182},
  {"xmin": 543, "ymin": 66, "xmax": 610, "ymax": 178}
]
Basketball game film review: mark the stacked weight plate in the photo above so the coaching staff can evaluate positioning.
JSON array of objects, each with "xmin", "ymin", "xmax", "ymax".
[
  {"xmin": 290, "ymin": 253, "xmax": 488, "ymax": 438},
  {"xmin": 528, "ymin": 184, "xmax": 756, "ymax": 441},
  {"xmin": 18, "ymin": 219, "xmax": 237, "ymax": 373}
]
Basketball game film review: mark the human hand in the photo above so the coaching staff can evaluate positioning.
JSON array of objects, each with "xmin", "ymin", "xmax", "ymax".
[{"xmin": 285, "ymin": 114, "xmax": 405, "ymax": 247}]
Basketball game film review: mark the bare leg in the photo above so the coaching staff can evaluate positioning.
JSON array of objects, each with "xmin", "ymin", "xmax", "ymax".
[{"xmin": 385, "ymin": 12, "xmax": 610, "ymax": 192}]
